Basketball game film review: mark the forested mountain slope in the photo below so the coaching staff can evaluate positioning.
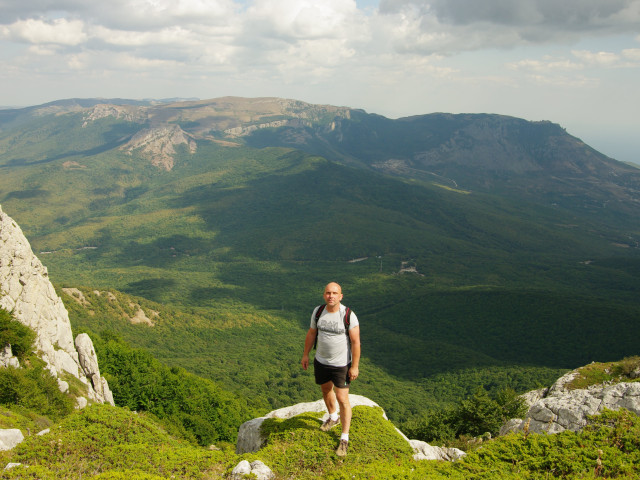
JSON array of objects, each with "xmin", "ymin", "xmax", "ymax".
[{"xmin": 1, "ymin": 97, "xmax": 638, "ymax": 422}]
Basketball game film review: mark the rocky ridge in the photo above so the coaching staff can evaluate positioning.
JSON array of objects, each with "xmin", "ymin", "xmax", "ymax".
[
  {"xmin": 62, "ymin": 287, "xmax": 157, "ymax": 326},
  {"xmin": 0, "ymin": 204, "xmax": 113, "ymax": 407},
  {"xmin": 66, "ymin": 97, "xmax": 356, "ymax": 170},
  {"xmin": 82, "ymin": 103, "xmax": 148, "ymax": 126},
  {"xmin": 501, "ymin": 364, "xmax": 640, "ymax": 435}
]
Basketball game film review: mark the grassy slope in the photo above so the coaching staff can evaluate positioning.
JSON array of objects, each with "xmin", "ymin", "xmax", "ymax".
[{"xmin": 2, "ymin": 402, "xmax": 640, "ymax": 479}]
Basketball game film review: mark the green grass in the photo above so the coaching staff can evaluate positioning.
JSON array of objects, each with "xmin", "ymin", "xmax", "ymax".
[
  {"xmin": 566, "ymin": 357, "xmax": 640, "ymax": 390},
  {"xmin": 0, "ymin": 405, "xmax": 231, "ymax": 479},
  {"xmin": 3, "ymin": 403, "xmax": 640, "ymax": 479}
]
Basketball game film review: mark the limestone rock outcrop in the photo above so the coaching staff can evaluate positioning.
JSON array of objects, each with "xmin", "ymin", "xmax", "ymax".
[
  {"xmin": 235, "ymin": 394, "xmax": 465, "ymax": 462},
  {"xmin": 0, "ymin": 205, "xmax": 114, "ymax": 406},
  {"xmin": 501, "ymin": 369, "xmax": 640, "ymax": 435},
  {"xmin": 121, "ymin": 125, "xmax": 197, "ymax": 171},
  {"xmin": 230, "ymin": 460, "xmax": 274, "ymax": 480},
  {"xmin": 0, "ymin": 430, "xmax": 23, "ymax": 452},
  {"xmin": 75, "ymin": 333, "xmax": 114, "ymax": 406},
  {"xmin": 409, "ymin": 439, "xmax": 466, "ymax": 461},
  {"xmin": 0, "ymin": 344, "xmax": 19, "ymax": 368}
]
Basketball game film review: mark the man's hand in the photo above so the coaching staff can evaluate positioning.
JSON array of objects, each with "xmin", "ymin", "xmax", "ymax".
[
  {"xmin": 302, "ymin": 328, "xmax": 317, "ymax": 371},
  {"xmin": 348, "ymin": 366, "xmax": 359, "ymax": 381}
]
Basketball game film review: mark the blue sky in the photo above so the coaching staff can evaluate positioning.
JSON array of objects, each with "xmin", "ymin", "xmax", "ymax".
[{"xmin": 0, "ymin": 0, "xmax": 639, "ymax": 164}]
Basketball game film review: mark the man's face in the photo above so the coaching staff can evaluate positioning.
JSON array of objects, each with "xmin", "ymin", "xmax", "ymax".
[{"xmin": 324, "ymin": 283, "xmax": 343, "ymax": 307}]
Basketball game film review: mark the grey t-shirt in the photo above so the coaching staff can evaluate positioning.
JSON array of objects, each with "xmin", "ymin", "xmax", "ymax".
[{"xmin": 310, "ymin": 304, "xmax": 359, "ymax": 367}]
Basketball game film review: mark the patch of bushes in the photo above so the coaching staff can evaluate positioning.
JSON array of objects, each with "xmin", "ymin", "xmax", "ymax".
[
  {"xmin": 0, "ymin": 308, "xmax": 36, "ymax": 360},
  {"xmin": 457, "ymin": 409, "xmax": 640, "ymax": 479},
  {"xmin": 3, "ymin": 399, "xmax": 640, "ymax": 479},
  {"xmin": 2, "ymin": 404, "xmax": 229, "ymax": 479},
  {"xmin": 0, "ymin": 366, "xmax": 74, "ymax": 422},
  {"xmin": 0, "ymin": 308, "xmax": 73, "ymax": 422},
  {"xmin": 402, "ymin": 387, "xmax": 528, "ymax": 446},
  {"xmin": 92, "ymin": 331, "xmax": 256, "ymax": 446}
]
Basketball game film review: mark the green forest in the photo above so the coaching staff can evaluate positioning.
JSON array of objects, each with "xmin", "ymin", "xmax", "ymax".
[
  {"xmin": 1, "ymin": 100, "xmax": 640, "ymax": 477},
  {"xmin": 1, "ymin": 106, "xmax": 639, "ymax": 424}
]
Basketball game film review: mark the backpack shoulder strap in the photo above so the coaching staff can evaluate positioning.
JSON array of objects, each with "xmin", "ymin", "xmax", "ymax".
[
  {"xmin": 343, "ymin": 307, "xmax": 351, "ymax": 329},
  {"xmin": 312, "ymin": 304, "xmax": 326, "ymax": 350},
  {"xmin": 314, "ymin": 304, "xmax": 326, "ymax": 323},
  {"xmin": 343, "ymin": 307, "xmax": 352, "ymax": 341}
]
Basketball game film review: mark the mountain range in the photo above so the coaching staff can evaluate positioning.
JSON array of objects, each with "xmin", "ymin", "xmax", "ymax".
[{"xmin": 1, "ymin": 96, "xmax": 639, "ymax": 422}]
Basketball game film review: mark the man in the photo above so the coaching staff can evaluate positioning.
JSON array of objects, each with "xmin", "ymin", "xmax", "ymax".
[{"xmin": 301, "ymin": 282, "xmax": 361, "ymax": 457}]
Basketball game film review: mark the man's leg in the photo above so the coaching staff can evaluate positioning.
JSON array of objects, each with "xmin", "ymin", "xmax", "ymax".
[
  {"xmin": 321, "ymin": 381, "xmax": 338, "ymax": 414},
  {"xmin": 334, "ymin": 387, "xmax": 351, "ymax": 456},
  {"xmin": 334, "ymin": 387, "xmax": 351, "ymax": 435},
  {"xmin": 320, "ymin": 381, "xmax": 341, "ymax": 431}
]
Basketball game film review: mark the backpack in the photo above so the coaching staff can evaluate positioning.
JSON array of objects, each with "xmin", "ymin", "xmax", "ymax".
[{"xmin": 313, "ymin": 304, "xmax": 352, "ymax": 350}]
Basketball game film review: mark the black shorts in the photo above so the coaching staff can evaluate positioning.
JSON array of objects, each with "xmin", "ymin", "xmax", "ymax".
[{"xmin": 314, "ymin": 359, "xmax": 351, "ymax": 389}]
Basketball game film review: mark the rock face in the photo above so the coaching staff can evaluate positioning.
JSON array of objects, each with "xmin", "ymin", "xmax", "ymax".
[
  {"xmin": 230, "ymin": 460, "xmax": 274, "ymax": 480},
  {"xmin": 236, "ymin": 394, "xmax": 465, "ymax": 462},
  {"xmin": 121, "ymin": 125, "xmax": 197, "ymax": 171},
  {"xmin": 0, "ymin": 430, "xmax": 23, "ymax": 452},
  {"xmin": 0, "ymin": 205, "xmax": 114, "ymax": 406},
  {"xmin": 409, "ymin": 440, "xmax": 466, "ymax": 461},
  {"xmin": 501, "ymin": 369, "xmax": 640, "ymax": 435},
  {"xmin": 0, "ymin": 344, "xmax": 19, "ymax": 368}
]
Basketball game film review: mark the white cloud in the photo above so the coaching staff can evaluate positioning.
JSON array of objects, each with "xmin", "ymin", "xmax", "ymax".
[
  {"xmin": 572, "ymin": 49, "xmax": 620, "ymax": 66},
  {"xmin": 244, "ymin": 0, "xmax": 361, "ymax": 40},
  {"xmin": 1, "ymin": 18, "xmax": 86, "ymax": 45},
  {"xmin": 572, "ymin": 48, "xmax": 640, "ymax": 67},
  {"xmin": 377, "ymin": 0, "xmax": 640, "ymax": 52},
  {"xmin": 100, "ymin": 0, "xmax": 237, "ymax": 28},
  {"xmin": 507, "ymin": 57, "xmax": 584, "ymax": 72},
  {"xmin": 622, "ymin": 47, "xmax": 640, "ymax": 60},
  {"xmin": 92, "ymin": 25, "xmax": 201, "ymax": 48},
  {"xmin": 28, "ymin": 44, "xmax": 62, "ymax": 56}
]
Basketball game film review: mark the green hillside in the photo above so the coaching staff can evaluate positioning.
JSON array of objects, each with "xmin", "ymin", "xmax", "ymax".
[
  {"xmin": 4, "ymin": 306, "xmax": 640, "ymax": 479},
  {"xmin": 3, "ymin": 400, "xmax": 640, "ymax": 479},
  {"xmin": 1, "ymin": 99, "xmax": 639, "ymax": 425}
]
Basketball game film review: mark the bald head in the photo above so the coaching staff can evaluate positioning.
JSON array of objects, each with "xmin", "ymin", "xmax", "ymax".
[{"xmin": 323, "ymin": 282, "xmax": 343, "ymax": 312}]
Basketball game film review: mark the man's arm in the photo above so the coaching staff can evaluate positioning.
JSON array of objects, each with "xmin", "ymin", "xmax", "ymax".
[
  {"xmin": 348, "ymin": 325, "xmax": 360, "ymax": 380},
  {"xmin": 301, "ymin": 328, "xmax": 317, "ymax": 370}
]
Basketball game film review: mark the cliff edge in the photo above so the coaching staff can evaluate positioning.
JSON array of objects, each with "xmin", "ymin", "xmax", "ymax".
[{"xmin": 0, "ymin": 205, "xmax": 113, "ymax": 407}]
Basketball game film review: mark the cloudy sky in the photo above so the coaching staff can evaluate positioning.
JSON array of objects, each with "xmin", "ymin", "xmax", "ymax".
[{"xmin": 1, "ymin": 0, "xmax": 639, "ymax": 164}]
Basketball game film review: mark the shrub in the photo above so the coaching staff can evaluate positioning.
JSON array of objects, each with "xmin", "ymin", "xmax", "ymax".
[
  {"xmin": 403, "ymin": 387, "xmax": 527, "ymax": 445},
  {"xmin": 0, "ymin": 308, "xmax": 36, "ymax": 360},
  {"xmin": 4, "ymin": 404, "xmax": 227, "ymax": 479},
  {"xmin": 0, "ymin": 365, "xmax": 74, "ymax": 421},
  {"xmin": 457, "ymin": 409, "xmax": 640, "ymax": 479},
  {"xmin": 93, "ymin": 332, "xmax": 255, "ymax": 445}
]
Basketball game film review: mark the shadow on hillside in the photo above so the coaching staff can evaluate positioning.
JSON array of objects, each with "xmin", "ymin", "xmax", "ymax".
[
  {"xmin": 0, "ymin": 123, "xmax": 138, "ymax": 168},
  {"xmin": 124, "ymin": 278, "xmax": 177, "ymax": 303},
  {"xmin": 3, "ymin": 188, "xmax": 50, "ymax": 200}
]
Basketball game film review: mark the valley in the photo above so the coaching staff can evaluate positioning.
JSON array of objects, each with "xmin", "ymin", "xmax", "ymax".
[{"xmin": 1, "ymin": 97, "xmax": 639, "ymax": 425}]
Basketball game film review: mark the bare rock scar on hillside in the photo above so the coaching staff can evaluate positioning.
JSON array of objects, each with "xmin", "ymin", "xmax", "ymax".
[{"xmin": 121, "ymin": 125, "xmax": 197, "ymax": 171}]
